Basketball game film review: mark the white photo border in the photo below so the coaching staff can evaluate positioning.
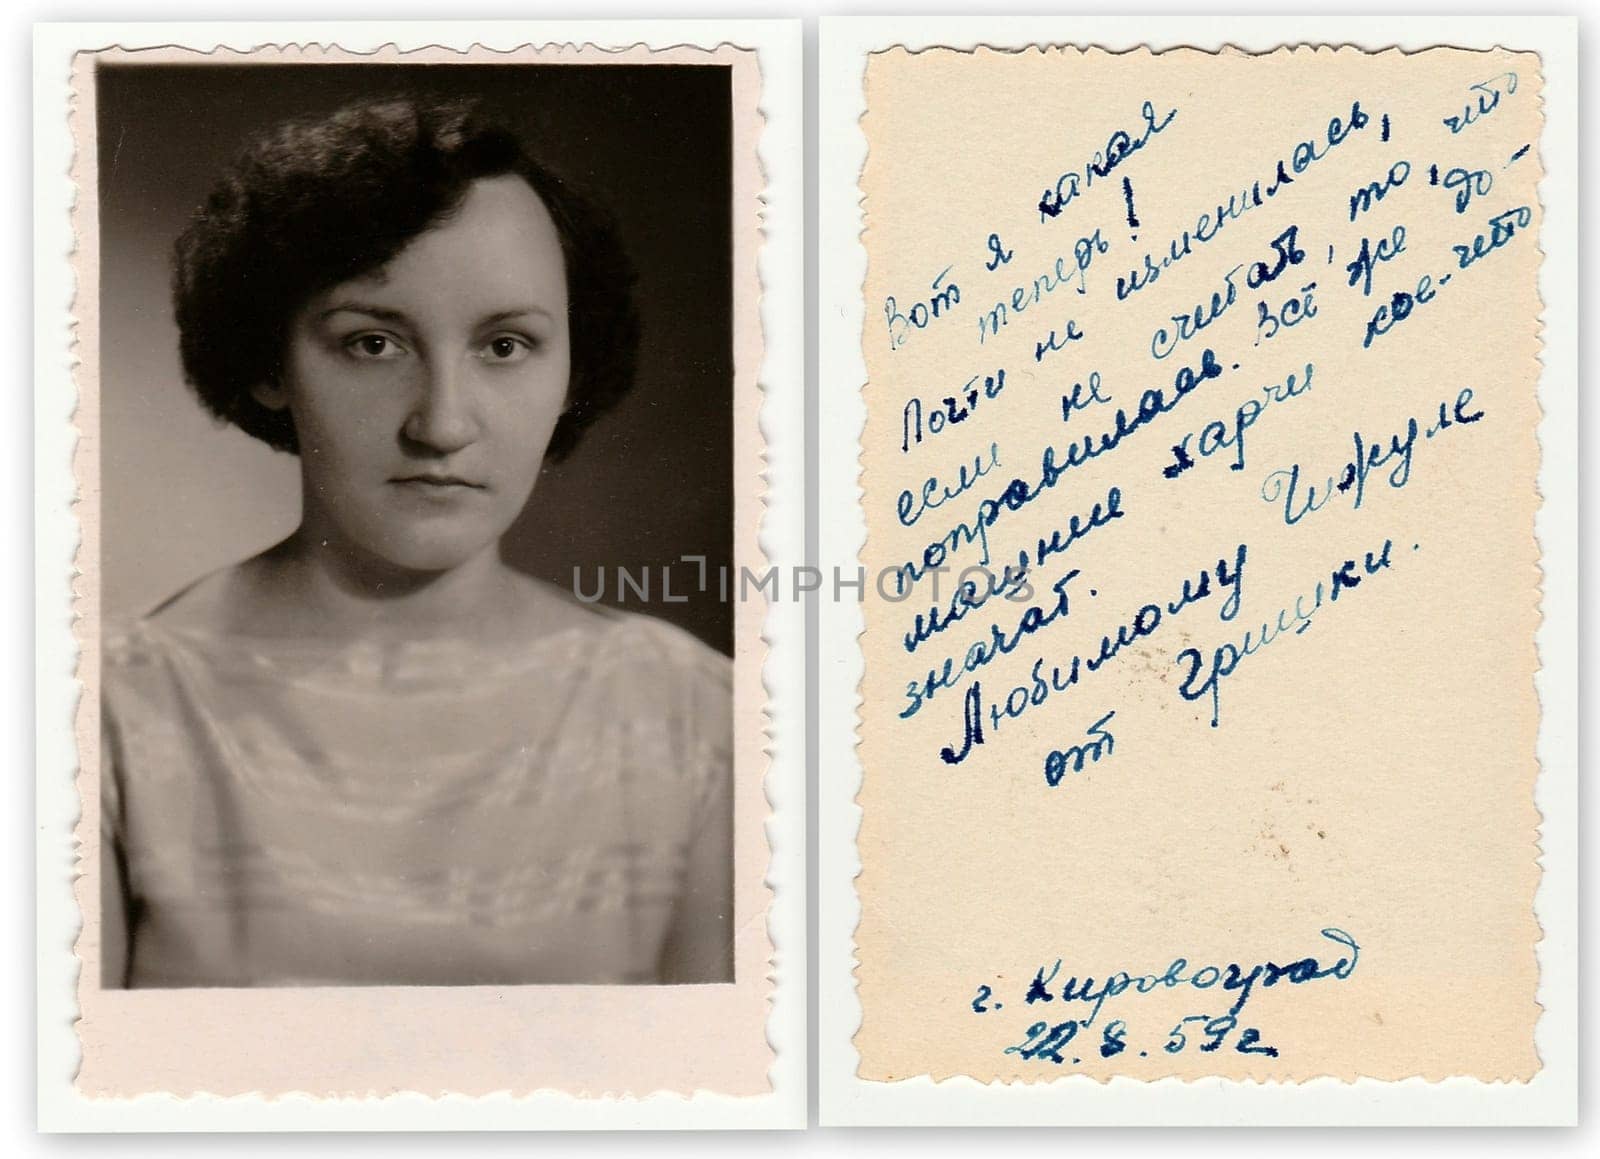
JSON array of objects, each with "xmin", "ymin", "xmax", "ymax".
[
  {"xmin": 818, "ymin": 12, "xmax": 1579, "ymax": 1127},
  {"xmin": 36, "ymin": 18, "xmax": 804, "ymax": 1131}
]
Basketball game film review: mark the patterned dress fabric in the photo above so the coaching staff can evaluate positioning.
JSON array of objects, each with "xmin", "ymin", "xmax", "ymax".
[{"xmin": 101, "ymin": 612, "xmax": 731, "ymax": 988}]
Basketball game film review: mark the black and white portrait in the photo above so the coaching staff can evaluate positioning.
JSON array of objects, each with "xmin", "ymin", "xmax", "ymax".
[{"xmin": 94, "ymin": 58, "xmax": 738, "ymax": 989}]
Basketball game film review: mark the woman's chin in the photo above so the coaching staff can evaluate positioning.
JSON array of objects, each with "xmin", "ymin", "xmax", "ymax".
[{"xmin": 358, "ymin": 531, "xmax": 500, "ymax": 577}]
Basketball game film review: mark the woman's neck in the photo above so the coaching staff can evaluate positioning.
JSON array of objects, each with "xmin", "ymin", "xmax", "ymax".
[{"xmin": 236, "ymin": 528, "xmax": 527, "ymax": 645}]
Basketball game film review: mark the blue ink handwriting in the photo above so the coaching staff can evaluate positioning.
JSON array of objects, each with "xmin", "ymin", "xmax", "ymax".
[
  {"xmin": 1436, "ymin": 164, "xmax": 1493, "ymax": 214},
  {"xmin": 1442, "ymin": 73, "xmax": 1517, "ymax": 135},
  {"xmin": 1245, "ymin": 224, "xmax": 1308, "ymax": 290},
  {"xmin": 1043, "ymin": 710, "xmax": 1116, "ymax": 786},
  {"xmin": 897, "ymin": 441, "xmax": 1002, "ymax": 527},
  {"xmin": 885, "ymin": 266, "xmax": 961, "ymax": 350},
  {"xmin": 985, "ymin": 232, "xmax": 1014, "ymax": 270},
  {"xmin": 1177, "ymin": 538, "xmax": 1395, "ymax": 726},
  {"xmin": 901, "ymin": 484, "xmax": 1123, "ymax": 658},
  {"xmin": 1254, "ymin": 283, "xmax": 1319, "ymax": 345},
  {"xmin": 1259, "ymin": 390, "xmax": 1483, "ymax": 526},
  {"xmin": 1451, "ymin": 204, "xmax": 1532, "ymax": 269},
  {"xmin": 892, "ymin": 352, "xmax": 1220, "ymax": 596},
  {"xmin": 1060, "ymin": 370, "xmax": 1113, "ymax": 423},
  {"xmin": 1164, "ymin": 362, "xmax": 1316, "ymax": 478},
  {"xmin": 1153, "ymin": 227, "xmax": 1306, "ymax": 360},
  {"xmin": 901, "ymin": 369, "xmax": 1007, "ymax": 453},
  {"xmin": 1345, "ymin": 225, "xmax": 1406, "ymax": 297},
  {"xmin": 1037, "ymin": 101, "xmax": 1178, "ymax": 222},
  {"xmin": 929, "ymin": 569, "xmax": 1088, "ymax": 753},
  {"xmin": 1348, "ymin": 159, "xmax": 1410, "ymax": 221},
  {"xmin": 1151, "ymin": 265, "xmax": 1245, "ymax": 361},
  {"xmin": 1362, "ymin": 206, "xmax": 1530, "ymax": 348},
  {"xmin": 978, "ymin": 927, "xmax": 1360, "ymax": 1048},
  {"xmin": 902, "ymin": 556, "xmax": 1035, "ymax": 656},
  {"xmin": 1115, "ymin": 100, "xmax": 1369, "ymax": 301},
  {"xmin": 1035, "ymin": 318, "xmax": 1085, "ymax": 363},
  {"xmin": 928, "ymin": 542, "xmax": 1246, "ymax": 752},
  {"xmin": 979, "ymin": 253, "xmax": 1087, "ymax": 344}
]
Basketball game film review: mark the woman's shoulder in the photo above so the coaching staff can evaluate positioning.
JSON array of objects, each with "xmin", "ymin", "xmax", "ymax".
[
  {"xmin": 142, "ymin": 565, "xmax": 246, "ymax": 631},
  {"xmin": 500, "ymin": 586, "xmax": 733, "ymax": 790},
  {"xmin": 582, "ymin": 606, "xmax": 730, "ymax": 688},
  {"xmin": 100, "ymin": 585, "xmax": 228, "ymax": 750},
  {"xmin": 523, "ymin": 590, "xmax": 731, "ymax": 732},
  {"xmin": 576, "ymin": 610, "xmax": 733, "ymax": 803},
  {"xmin": 104, "ymin": 565, "xmax": 256, "ymax": 667},
  {"xmin": 514, "ymin": 576, "xmax": 729, "ymax": 675},
  {"xmin": 105, "ymin": 566, "xmax": 246, "ymax": 657}
]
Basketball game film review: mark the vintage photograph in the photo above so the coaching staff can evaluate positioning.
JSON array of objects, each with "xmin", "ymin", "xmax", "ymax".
[
  {"xmin": 818, "ymin": 13, "xmax": 1577, "ymax": 1129},
  {"xmin": 95, "ymin": 58, "xmax": 737, "ymax": 990},
  {"xmin": 51, "ymin": 31, "xmax": 790, "ymax": 1112}
]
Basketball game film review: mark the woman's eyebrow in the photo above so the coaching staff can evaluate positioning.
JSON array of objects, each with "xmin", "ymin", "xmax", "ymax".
[
  {"xmin": 479, "ymin": 307, "xmax": 557, "ymax": 325},
  {"xmin": 318, "ymin": 302, "xmax": 411, "ymax": 324},
  {"xmin": 315, "ymin": 304, "xmax": 555, "ymax": 325}
]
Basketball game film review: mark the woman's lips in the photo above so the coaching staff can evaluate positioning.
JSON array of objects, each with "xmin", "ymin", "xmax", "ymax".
[{"xmin": 390, "ymin": 475, "xmax": 487, "ymax": 493}]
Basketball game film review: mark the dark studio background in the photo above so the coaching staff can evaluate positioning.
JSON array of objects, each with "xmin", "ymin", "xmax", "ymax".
[{"xmin": 96, "ymin": 61, "xmax": 735, "ymax": 655}]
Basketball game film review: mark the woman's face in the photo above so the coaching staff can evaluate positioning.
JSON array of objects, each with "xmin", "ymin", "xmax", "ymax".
[{"xmin": 260, "ymin": 175, "xmax": 571, "ymax": 575}]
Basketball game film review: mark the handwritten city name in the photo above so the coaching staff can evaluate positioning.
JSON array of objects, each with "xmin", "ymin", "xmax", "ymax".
[{"xmin": 969, "ymin": 928, "xmax": 1361, "ymax": 1066}]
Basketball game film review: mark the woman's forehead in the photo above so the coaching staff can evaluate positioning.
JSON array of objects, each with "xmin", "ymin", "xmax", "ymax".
[{"xmin": 326, "ymin": 176, "xmax": 567, "ymax": 316}]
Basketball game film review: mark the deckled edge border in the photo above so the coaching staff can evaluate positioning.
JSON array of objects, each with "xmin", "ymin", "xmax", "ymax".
[
  {"xmin": 818, "ymin": 16, "xmax": 1578, "ymax": 1126},
  {"xmin": 40, "ymin": 25, "xmax": 803, "ymax": 1128}
]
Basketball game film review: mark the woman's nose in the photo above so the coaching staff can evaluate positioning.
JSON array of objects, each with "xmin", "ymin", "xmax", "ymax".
[{"xmin": 401, "ymin": 358, "xmax": 480, "ymax": 453}]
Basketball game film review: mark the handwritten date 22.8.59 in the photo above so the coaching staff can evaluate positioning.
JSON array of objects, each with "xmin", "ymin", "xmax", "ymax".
[{"xmin": 1003, "ymin": 1013, "xmax": 1280, "ymax": 1066}]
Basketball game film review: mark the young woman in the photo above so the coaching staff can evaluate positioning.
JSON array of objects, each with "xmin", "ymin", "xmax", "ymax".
[{"xmin": 100, "ymin": 98, "xmax": 733, "ymax": 988}]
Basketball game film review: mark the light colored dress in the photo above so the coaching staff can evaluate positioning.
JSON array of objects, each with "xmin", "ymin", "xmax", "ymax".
[{"xmin": 101, "ymin": 611, "xmax": 732, "ymax": 988}]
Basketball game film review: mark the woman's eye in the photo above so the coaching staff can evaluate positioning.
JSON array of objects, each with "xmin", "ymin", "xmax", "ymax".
[
  {"xmin": 481, "ymin": 335, "xmax": 534, "ymax": 363},
  {"xmin": 345, "ymin": 333, "xmax": 406, "ymax": 360}
]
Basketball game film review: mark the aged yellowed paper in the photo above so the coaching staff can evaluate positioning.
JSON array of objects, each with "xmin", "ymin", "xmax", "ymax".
[{"xmin": 856, "ymin": 46, "xmax": 1542, "ymax": 1083}]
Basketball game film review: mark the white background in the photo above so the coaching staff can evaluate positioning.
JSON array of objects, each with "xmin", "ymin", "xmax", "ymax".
[{"xmin": 10, "ymin": 0, "xmax": 1597, "ymax": 1152}]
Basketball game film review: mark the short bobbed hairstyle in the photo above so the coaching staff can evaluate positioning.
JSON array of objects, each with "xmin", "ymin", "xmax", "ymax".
[{"xmin": 172, "ymin": 97, "xmax": 640, "ymax": 462}]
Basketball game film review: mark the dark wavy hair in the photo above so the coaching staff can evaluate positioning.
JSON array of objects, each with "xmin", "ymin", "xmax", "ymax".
[{"xmin": 172, "ymin": 97, "xmax": 640, "ymax": 462}]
